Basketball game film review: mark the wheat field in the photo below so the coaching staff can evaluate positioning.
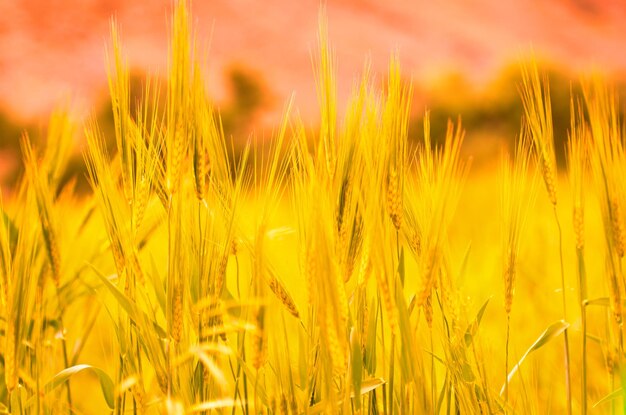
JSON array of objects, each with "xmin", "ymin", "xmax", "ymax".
[{"xmin": 1, "ymin": 1, "xmax": 625, "ymax": 414}]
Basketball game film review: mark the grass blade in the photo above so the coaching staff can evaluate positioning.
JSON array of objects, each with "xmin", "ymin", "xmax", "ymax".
[
  {"xmin": 500, "ymin": 320, "xmax": 569, "ymax": 396},
  {"xmin": 42, "ymin": 364, "xmax": 115, "ymax": 409}
]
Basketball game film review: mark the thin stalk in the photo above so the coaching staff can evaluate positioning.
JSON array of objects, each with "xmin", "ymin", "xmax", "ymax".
[
  {"xmin": 228, "ymin": 356, "xmax": 243, "ymax": 409},
  {"xmin": 20, "ymin": 391, "xmax": 23, "ymax": 415},
  {"xmin": 435, "ymin": 290, "xmax": 453, "ymax": 415},
  {"xmin": 400, "ymin": 374, "xmax": 406, "ymax": 415},
  {"xmin": 553, "ymin": 206, "xmax": 572, "ymax": 415},
  {"xmin": 431, "ymin": 330, "xmax": 436, "ymax": 411},
  {"xmin": 196, "ymin": 203, "xmax": 206, "ymax": 406},
  {"xmin": 133, "ymin": 331, "xmax": 142, "ymax": 414},
  {"xmin": 505, "ymin": 313, "xmax": 510, "ymax": 412},
  {"xmin": 576, "ymin": 247, "xmax": 587, "ymax": 415},
  {"xmin": 116, "ymin": 355, "xmax": 124, "ymax": 415},
  {"xmin": 231, "ymin": 256, "xmax": 249, "ymax": 415},
  {"xmin": 33, "ymin": 283, "xmax": 45, "ymax": 415},
  {"xmin": 379, "ymin": 296, "xmax": 388, "ymax": 415},
  {"xmin": 445, "ymin": 376, "xmax": 452, "ymax": 415},
  {"xmin": 254, "ymin": 370, "xmax": 261, "ymax": 414},
  {"xmin": 238, "ymin": 256, "xmax": 250, "ymax": 415},
  {"xmin": 167, "ymin": 195, "xmax": 173, "ymax": 397},
  {"xmin": 59, "ymin": 315, "xmax": 72, "ymax": 414},
  {"xmin": 389, "ymin": 337, "xmax": 395, "ymax": 415},
  {"xmin": 619, "ymin": 261, "xmax": 625, "ymax": 356},
  {"xmin": 395, "ymin": 230, "xmax": 401, "ymax": 276},
  {"xmin": 388, "ymin": 230, "xmax": 401, "ymax": 415},
  {"xmin": 471, "ymin": 340, "xmax": 493, "ymax": 415},
  {"xmin": 121, "ymin": 387, "xmax": 127, "ymax": 414},
  {"xmin": 372, "ymin": 389, "xmax": 378, "ymax": 415},
  {"xmin": 621, "ymin": 361, "xmax": 626, "ymax": 415},
  {"xmin": 619, "ymin": 261, "xmax": 625, "ymax": 415},
  {"xmin": 611, "ymin": 368, "xmax": 615, "ymax": 415},
  {"xmin": 198, "ymin": 321, "xmax": 204, "ymax": 406}
]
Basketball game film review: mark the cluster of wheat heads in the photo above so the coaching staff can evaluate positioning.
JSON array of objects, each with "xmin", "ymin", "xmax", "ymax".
[{"xmin": 3, "ymin": 1, "xmax": 626, "ymax": 414}]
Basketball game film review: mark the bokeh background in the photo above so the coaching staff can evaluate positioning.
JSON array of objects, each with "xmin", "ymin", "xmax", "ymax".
[{"xmin": 1, "ymin": 0, "xmax": 626, "ymax": 187}]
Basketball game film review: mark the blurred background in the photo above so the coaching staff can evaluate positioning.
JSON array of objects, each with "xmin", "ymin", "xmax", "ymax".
[{"xmin": 1, "ymin": 0, "xmax": 626, "ymax": 188}]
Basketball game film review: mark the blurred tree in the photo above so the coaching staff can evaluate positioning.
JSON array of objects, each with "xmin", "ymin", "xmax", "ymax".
[
  {"xmin": 409, "ymin": 60, "xmax": 617, "ymax": 168},
  {"xmin": 221, "ymin": 65, "xmax": 272, "ymax": 139}
]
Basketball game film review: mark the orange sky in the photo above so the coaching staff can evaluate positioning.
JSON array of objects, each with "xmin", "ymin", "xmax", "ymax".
[{"xmin": 1, "ymin": 0, "xmax": 625, "ymax": 124}]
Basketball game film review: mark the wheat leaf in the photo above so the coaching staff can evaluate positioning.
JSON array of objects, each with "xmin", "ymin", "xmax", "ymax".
[
  {"xmin": 464, "ymin": 297, "xmax": 490, "ymax": 347},
  {"xmin": 593, "ymin": 388, "xmax": 622, "ymax": 408},
  {"xmin": 500, "ymin": 320, "xmax": 569, "ymax": 396},
  {"xmin": 43, "ymin": 364, "xmax": 114, "ymax": 409}
]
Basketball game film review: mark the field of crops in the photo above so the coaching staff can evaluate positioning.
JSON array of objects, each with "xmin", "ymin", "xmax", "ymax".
[{"xmin": 1, "ymin": 1, "xmax": 626, "ymax": 414}]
